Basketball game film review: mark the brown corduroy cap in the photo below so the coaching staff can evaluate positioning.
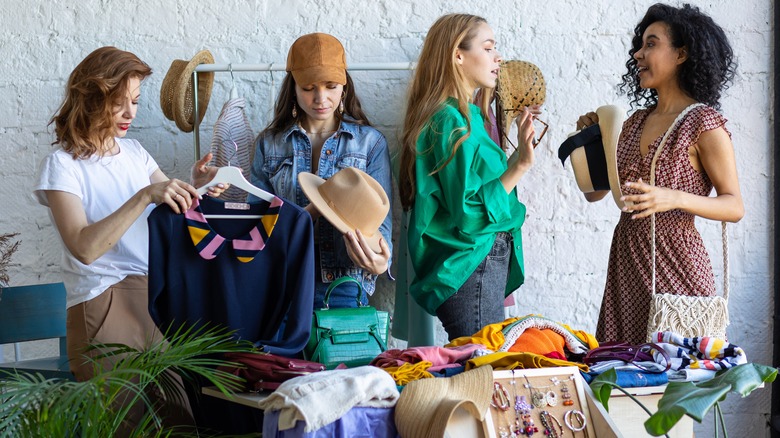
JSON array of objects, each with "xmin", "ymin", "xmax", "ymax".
[{"xmin": 286, "ymin": 33, "xmax": 347, "ymax": 86}]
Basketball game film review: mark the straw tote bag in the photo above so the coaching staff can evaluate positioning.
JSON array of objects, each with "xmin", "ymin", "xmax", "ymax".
[{"xmin": 645, "ymin": 103, "xmax": 730, "ymax": 341}]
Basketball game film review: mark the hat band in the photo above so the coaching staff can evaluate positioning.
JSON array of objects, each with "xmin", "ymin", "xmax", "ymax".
[{"xmin": 584, "ymin": 143, "xmax": 610, "ymax": 191}]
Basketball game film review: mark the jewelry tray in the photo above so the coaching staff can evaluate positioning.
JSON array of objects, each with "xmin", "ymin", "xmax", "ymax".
[{"xmin": 485, "ymin": 366, "xmax": 611, "ymax": 438}]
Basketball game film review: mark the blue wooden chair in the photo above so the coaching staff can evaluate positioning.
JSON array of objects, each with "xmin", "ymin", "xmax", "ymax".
[{"xmin": 0, "ymin": 282, "xmax": 73, "ymax": 380}]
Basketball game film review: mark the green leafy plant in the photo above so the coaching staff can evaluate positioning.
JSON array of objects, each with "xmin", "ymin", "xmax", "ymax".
[
  {"xmin": 590, "ymin": 363, "xmax": 778, "ymax": 437},
  {"xmin": 0, "ymin": 324, "xmax": 258, "ymax": 437}
]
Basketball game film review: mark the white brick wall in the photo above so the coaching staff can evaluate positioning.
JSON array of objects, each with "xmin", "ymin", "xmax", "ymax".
[{"xmin": 0, "ymin": 0, "xmax": 773, "ymax": 435}]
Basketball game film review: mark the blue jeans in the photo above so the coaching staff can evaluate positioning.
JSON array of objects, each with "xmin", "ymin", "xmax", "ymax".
[
  {"xmin": 436, "ymin": 232, "xmax": 511, "ymax": 341},
  {"xmin": 313, "ymin": 278, "xmax": 369, "ymax": 309}
]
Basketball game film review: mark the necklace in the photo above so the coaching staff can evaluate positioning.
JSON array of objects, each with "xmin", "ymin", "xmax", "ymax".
[{"xmin": 299, "ymin": 123, "xmax": 337, "ymax": 136}]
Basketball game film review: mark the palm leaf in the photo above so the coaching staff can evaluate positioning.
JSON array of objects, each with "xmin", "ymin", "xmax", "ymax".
[
  {"xmin": 644, "ymin": 363, "xmax": 777, "ymax": 435},
  {"xmin": 0, "ymin": 323, "xmax": 256, "ymax": 436}
]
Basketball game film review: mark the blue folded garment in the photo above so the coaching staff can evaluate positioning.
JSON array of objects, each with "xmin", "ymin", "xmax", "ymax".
[{"xmin": 614, "ymin": 370, "xmax": 668, "ymax": 388}]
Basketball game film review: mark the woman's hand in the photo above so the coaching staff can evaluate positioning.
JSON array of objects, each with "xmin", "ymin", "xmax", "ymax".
[
  {"xmin": 343, "ymin": 229, "xmax": 390, "ymax": 276},
  {"xmin": 191, "ymin": 152, "xmax": 230, "ymax": 198},
  {"xmin": 146, "ymin": 178, "xmax": 200, "ymax": 214},
  {"xmin": 620, "ymin": 179, "xmax": 680, "ymax": 219},
  {"xmin": 576, "ymin": 111, "xmax": 599, "ymax": 130}
]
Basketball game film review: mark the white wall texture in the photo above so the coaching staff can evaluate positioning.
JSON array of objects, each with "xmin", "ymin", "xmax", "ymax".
[{"xmin": 0, "ymin": 0, "xmax": 774, "ymax": 435}]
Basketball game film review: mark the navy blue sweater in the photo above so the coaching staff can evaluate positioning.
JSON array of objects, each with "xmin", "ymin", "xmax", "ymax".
[{"xmin": 148, "ymin": 195, "xmax": 314, "ymax": 356}]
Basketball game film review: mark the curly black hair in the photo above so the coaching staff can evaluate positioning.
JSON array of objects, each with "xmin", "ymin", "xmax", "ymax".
[{"xmin": 618, "ymin": 3, "xmax": 737, "ymax": 110}]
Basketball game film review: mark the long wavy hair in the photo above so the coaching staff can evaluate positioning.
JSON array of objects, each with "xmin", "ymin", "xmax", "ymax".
[
  {"xmin": 260, "ymin": 72, "xmax": 371, "ymax": 138},
  {"xmin": 398, "ymin": 13, "xmax": 491, "ymax": 210},
  {"xmin": 49, "ymin": 47, "xmax": 152, "ymax": 159},
  {"xmin": 618, "ymin": 3, "xmax": 736, "ymax": 110}
]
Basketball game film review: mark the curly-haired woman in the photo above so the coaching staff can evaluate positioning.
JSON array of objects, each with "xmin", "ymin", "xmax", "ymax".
[{"xmin": 576, "ymin": 3, "xmax": 744, "ymax": 344}]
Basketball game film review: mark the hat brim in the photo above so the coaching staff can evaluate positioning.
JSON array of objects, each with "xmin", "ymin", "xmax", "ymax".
[
  {"xmin": 394, "ymin": 365, "xmax": 493, "ymax": 438},
  {"xmin": 299, "ymin": 172, "xmax": 383, "ymax": 253},
  {"xmin": 595, "ymin": 105, "xmax": 625, "ymax": 210},
  {"xmin": 291, "ymin": 66, "xmax": 347, "ymax": 87}
]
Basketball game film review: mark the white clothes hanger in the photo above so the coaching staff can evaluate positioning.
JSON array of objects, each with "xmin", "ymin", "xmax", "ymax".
[
  {"xmin": 197, "ymin": 140, "xmax": 276, "ymax": 219},
  {"xmin": 229, "ymin": 63, "xmax": 239, "ymax": 100}
]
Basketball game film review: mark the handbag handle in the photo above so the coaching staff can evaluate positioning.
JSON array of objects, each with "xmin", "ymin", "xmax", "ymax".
[
  {"xmin": 583, "ymin": 342, "xmax": 671, "ymax": 373},
  {"xmin": 649, "ymin": 103, "xmax": 729, "ymax": 302},
  {"xmin": 322, "ymin": 276, "xmax": 365, "ymax": 309}
]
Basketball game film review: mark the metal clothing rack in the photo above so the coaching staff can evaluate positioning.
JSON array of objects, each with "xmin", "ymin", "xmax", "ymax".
[{"xmin": 190, "ymin": 62, "xmax": 417, "ymax": 159}]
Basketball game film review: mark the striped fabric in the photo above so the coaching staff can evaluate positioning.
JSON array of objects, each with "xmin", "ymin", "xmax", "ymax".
[
  {"xmin": 209, "ymin": 97, "xmax": 255, "ymax": 202},
  {"xmin": 650, "ymin": 330, "xmax": 747, "ymax": 371},
  {"xmin": 184, "ymin": 196, "xmax": 283, "ymax": 262}
]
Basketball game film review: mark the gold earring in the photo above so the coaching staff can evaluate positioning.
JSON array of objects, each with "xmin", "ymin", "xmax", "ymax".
[
  {"xmin": 291, "ymin": 102, "xmax": 298, "ymax": 118},
  {"xmin": 338, "ymin": 99, "xmax": 344, "ymax": 114}
]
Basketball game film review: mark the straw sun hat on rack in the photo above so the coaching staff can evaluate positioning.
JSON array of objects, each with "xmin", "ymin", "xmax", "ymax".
[{"xmin": 160, "ymin": 49, "xmax": 215, "ymax": 133}]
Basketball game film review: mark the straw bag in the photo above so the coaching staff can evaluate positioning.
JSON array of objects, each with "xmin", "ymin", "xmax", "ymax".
[
  {"xmin": 303, "ymin": 276, "xmax": 390, "ymax": 369},
  {"xmin": 645, "ymin": 103, "xmax": 730, "ymax": 341}
]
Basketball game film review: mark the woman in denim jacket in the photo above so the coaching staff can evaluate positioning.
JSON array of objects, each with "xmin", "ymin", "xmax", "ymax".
[{"xmin": 251, "ymin": 33, "xmax": 392, "ymax": 309}]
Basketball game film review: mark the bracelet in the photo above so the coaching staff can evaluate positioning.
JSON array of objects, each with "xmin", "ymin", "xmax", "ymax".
[
  {"xmin": 539, "ymin": 410, "xmax": 564, "ymax": 438},
  {"xmin": 564, "ymin": 409, "xmax": 587, "ymax": 432},
  {"xmin": 491, "ymin": 382, "xmax": 511, "ymax": 411}
]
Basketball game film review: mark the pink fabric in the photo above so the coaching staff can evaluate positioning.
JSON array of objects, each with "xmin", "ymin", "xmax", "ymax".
[{"xmin": 370, "ymin": 343, "xmax": 485, "ymax": 371}]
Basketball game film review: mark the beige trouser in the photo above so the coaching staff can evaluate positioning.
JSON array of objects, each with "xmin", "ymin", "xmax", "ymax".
[{"xmin": 66, "ymin": 275, "xmax": 193, "ymax": 430}]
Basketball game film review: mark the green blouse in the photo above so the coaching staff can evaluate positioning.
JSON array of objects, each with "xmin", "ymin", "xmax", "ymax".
[{"xmin": 408, "ymin": 98, "xmax": 526, "ymax": 315}]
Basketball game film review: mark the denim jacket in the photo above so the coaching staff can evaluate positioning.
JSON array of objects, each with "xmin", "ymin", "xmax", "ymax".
[{"xmin": 250, "ymin": 120, "xmax": 393, "ymax": 296}]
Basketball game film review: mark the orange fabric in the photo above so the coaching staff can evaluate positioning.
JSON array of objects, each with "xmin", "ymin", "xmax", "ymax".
[{"xmin": 507, "ymin": 328, "xmax": 566, "ymax": 359}]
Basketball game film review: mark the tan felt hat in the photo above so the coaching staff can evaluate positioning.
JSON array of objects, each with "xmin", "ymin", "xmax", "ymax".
[
  {"xmin": 160, "ymin": 49, "xmax": 215, "ymax": 133},
  {"xmin": 299, "ymin": 167, "xmax": 389, "ymax": 253}
]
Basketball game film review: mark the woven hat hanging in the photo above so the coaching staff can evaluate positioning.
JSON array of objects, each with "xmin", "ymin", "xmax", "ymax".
[{"xmin": 160, "ymin": 49, "xmax": 215, "ymax": 133}]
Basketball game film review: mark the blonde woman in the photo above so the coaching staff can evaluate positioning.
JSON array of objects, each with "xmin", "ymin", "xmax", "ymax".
[{"xmin": 398, "ymin": 14, "xmax": 538, "ymax": 341}]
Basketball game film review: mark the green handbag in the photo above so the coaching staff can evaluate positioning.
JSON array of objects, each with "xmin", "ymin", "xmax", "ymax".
[{"xmin": 303, "ymin": 276, "xmax": 389, "ymax": 369}]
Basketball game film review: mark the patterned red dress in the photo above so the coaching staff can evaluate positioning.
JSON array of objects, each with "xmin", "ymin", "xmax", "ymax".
[{"xmin": 596, "ymin": 105, "xmax": 728, "ymax": 344}]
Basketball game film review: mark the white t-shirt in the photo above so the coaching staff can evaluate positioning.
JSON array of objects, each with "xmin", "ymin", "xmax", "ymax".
[{"xmin": 34, "ymin": 138, "xmax": 159, "ymax": 308}]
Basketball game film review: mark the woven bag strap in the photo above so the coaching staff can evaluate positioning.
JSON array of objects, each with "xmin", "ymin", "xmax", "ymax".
[{"xmin": 649, "ymin": 103, "xmax": 729, "ymax": 302}]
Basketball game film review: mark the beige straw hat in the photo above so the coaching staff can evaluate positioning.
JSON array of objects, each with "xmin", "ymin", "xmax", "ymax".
[
  {"xmin": 558, "ymin": 105, "xmax": 627, "ymax": 210},
  {"xmin": 160, "ymin": 49, "xmax": 215, "ymax": 133},
  {"xmin": 496, "ymin": 60, "xmax": 546, "ymax": 148},
  {"xmin": 299, "ymin": 167, "xmax": 390, "ymax": 253},
  {"xmin": 394, "ymin": 365, "xmax": 493, "ymax": 438}
]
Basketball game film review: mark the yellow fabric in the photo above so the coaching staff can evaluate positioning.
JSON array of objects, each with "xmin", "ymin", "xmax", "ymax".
[
  {"xmin": 381, "ymin": 361, "xmax": 434, "ymax": 386},
  {"xmin": 562, "ymin": 323, "xmax": 600, "ymax": 349},
  {"xmin": 188, "ymin": 226, "xmax": 209, "ymax": 245},
  {"xmin": 261, "ymin": 214, "xmax": 278, "ymax": 236},
  {"xmin": 446, "ymin": 316, "xmax": 521, "ymax": 350},
  {"xmin": 466, "ymin": 351, "xmax": 589, "ymax": 372}
]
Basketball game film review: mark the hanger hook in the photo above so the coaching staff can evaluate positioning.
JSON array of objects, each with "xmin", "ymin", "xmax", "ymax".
[
  {"xmin": 223, "ymin": 139, "xmax": 239, "ymax": 167},
  {"xmin": 229, "ymin": 63, "xmax": 235, "ymax": 82}
]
